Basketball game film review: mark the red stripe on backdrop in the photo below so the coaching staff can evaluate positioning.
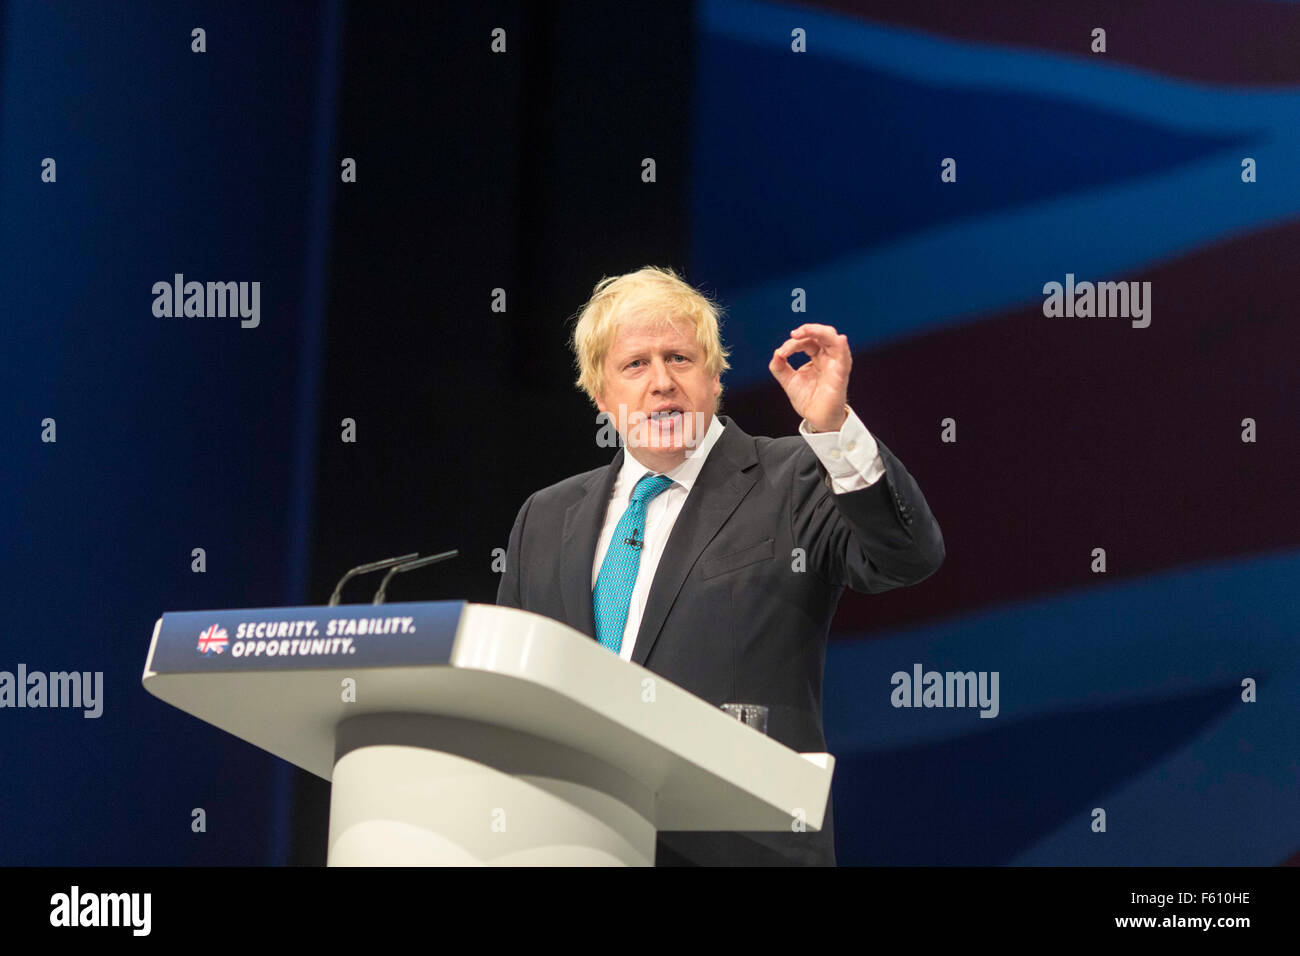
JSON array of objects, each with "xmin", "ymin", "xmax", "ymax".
[
  {"xmin": 726, "ymin": 218, "xmax": 1300, "ymax": 636},
  {"xmin": 799, "ymin": 0, "xmax": 1300, "ymax": 87}
]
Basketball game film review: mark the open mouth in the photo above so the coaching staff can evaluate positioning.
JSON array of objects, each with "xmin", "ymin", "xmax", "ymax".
[{"xmin": 629, "ymin": 407, "xmax": 688, "ymax": 449}]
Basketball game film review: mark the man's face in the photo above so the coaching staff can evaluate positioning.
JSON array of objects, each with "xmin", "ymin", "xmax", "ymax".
[{"xmin": 594, "ymin": 318, "xmax": 722, "ymax": 469}]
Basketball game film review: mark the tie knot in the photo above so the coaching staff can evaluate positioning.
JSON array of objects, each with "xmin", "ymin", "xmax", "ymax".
[{"xmin": 631, "ymin": 473, "xmax": 674, "ymax": 504}]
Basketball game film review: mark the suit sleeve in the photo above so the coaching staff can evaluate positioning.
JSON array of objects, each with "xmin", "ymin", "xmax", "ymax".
[
  {"xmin": 495, "ymin": 492, "xmax": 534, "ymax": 609},
  {"xmin": 790, "ymin": 433, "xmax": 945, "ymax": 594}
]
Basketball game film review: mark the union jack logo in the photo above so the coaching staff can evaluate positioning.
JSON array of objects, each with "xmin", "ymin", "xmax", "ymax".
[{"xmin": 197, "ymin": 624, "xmax": 228, "ymax": 655}]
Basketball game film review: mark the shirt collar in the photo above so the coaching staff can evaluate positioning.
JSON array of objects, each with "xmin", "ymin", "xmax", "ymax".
[{"xmin": 613, "ymin": 413, "xmax": 725, "ymax": 501}]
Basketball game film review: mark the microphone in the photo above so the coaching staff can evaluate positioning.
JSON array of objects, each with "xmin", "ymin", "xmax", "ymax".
[
  {"xmin": 372, "ymin": 549, "xmax": 459, "ymax": 605},
  {"xmin": 327, "ymin": 553, "xmax": 419, "ymax": 606}
]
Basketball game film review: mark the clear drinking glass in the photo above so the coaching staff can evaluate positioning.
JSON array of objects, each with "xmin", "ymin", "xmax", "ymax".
[{"xmin": 721, "ymin": 702, "xmax": 769, "ymax": 735}]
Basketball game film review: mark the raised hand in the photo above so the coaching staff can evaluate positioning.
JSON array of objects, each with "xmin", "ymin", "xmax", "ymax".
[{"xmin": 768, "ymin": 323, "xmax": 851, "ymax": 432}]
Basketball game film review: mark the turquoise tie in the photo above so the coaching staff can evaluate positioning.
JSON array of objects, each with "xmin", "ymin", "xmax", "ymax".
[{"xmin": 593, "ymin": 473, "xmax": 676, "ymax": 654}]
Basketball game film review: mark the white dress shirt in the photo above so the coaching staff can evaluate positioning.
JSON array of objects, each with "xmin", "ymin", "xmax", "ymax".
[{"xmin": 592, "ymin": 406, "xmax": 886, "ymax": 660}]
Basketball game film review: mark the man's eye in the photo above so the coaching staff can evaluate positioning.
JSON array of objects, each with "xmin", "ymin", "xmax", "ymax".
[
  {"xmin": 627, "ymin": 359, "xmax": 644, "ymax": 369},
  {"xmin": 671, "ymin": 354, "xmax": 688, "ymax": 362}
]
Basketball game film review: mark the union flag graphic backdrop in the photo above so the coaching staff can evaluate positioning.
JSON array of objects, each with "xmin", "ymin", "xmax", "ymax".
[
  {"xmin": 1, "ymin": 0, "xmax": 1293, "ymax": 868},
  {"xmin": 697, "ymin": 0, "xmax": 1300, "ymax": 864}
]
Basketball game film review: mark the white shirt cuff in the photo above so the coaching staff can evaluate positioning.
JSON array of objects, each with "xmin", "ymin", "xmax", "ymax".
[{"xmin": 798, "ymin": 405, "xmax": 886, "ymax": 493}]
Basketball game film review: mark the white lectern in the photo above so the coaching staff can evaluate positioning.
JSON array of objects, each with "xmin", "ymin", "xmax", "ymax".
[{"xmin": 142, "ymin": 601, "xmax": 835, "ymax": 866}]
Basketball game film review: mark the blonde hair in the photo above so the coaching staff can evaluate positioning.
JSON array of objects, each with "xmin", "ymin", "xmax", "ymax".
[{"xmin": 570, "ymin": 265, "xmax": 731, "ymax": 404}]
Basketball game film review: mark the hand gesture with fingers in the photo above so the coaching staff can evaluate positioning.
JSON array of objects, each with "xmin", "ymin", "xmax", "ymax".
[{"xmin": 769, "ymin": 323, "xmax": 851, "ymax": 432}]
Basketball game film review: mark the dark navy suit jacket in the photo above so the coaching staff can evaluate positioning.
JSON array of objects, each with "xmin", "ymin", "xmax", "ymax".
[{"xmin": 496, "ymin": 414, "xmax": 944, "ymax": 865}]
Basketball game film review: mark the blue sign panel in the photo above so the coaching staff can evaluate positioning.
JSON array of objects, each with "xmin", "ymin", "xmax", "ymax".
[{"xmin": 149, "ymin": 601, "xmax": 466, "ymax": 673}]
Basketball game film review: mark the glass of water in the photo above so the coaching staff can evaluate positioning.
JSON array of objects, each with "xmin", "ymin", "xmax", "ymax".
[{"xmin": 721, "ymin": 702, "xmax": 769, "ymax": 735}]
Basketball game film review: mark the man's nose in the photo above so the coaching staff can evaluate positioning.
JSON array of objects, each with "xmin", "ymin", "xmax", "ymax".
[{"xmin": 649, "ymin": 358, "xmax": 675, "ymax": 391}]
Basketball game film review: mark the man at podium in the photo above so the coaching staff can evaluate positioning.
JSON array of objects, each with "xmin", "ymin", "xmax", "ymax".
[{"xmin": 497, "ymin": 265, "xmax": 945, "ymax": 865}]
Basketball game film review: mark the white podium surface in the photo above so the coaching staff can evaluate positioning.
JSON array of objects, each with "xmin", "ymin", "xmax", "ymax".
[{"xmin": 143, "ymin": 602, "xmax": 835, "ymax": 866}]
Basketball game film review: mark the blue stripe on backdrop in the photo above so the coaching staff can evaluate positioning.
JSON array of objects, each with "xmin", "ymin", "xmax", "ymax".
[
  {"xmin": 824, "ymin": 549, "xmax": 1300, "ymax": 864},
  {"xmin": 825, "ymin": 550, "xmax": 1300, "ymax": 751},
  {"xmin": 1011, "ymin": 658, "xmax": 1300, "ymax": 865},
  {"xmin": 830, "ymin": 686, "xmax": 1241, "ymax": 865},
  {"xmin": 694, "ymin": 0, "xmax": 1300, "ymax": 381}
]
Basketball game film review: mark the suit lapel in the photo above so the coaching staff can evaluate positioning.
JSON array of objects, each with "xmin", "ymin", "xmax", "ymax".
[
  {"xmin": 559, "ymin": 449, "xmax": 622, "ymax": 638},
  {"xmin": 630, "ymin": 416, "xmax": 759, "ymax": 667}
]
